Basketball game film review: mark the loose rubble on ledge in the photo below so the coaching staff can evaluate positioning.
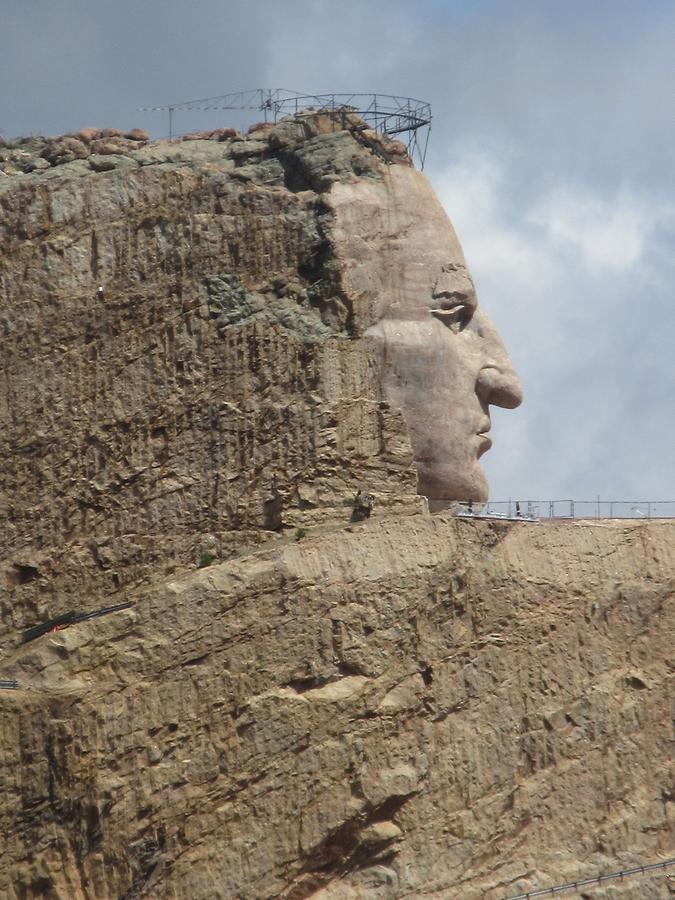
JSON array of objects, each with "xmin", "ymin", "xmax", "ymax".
[{"xmin": 0, "ymin": 116, "xmax": 411, "ymax": 183}]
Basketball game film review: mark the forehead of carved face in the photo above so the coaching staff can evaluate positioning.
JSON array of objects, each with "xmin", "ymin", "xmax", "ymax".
[{"xmin": 328, "ymin": 166, "xmax": 522, "ymax": 502}]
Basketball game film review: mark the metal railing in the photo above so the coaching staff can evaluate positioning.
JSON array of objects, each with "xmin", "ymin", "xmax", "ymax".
[
  {"xmin": 455, "ymin": 500, "xmax": 675, "ymax": 520},
  {"xmin": 20, "ymin": 601, "xmax": 134, "ymax": 645},
  {"xmin": 140, "ymin": 88, "xmax": 432, "ymax": 167},
  {"xmin": 503, "ymin": 855, "xmax": 675, "ymax": 899}
]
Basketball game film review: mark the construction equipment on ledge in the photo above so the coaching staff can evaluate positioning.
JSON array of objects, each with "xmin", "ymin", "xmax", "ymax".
[
  {"xmin": 455, "ymin": 501, "xmax": 539, "ymax": 523},
  {"xmin": 351, "ymin": 489, "xmax": 376, "ymax": 522},
  {"xmin": 140, "ymin": 88, "xmax": 432, "ymax": 169},
  {"xmin": 21, "ymin": 601, "xmax": 134, "ymax": 645}
]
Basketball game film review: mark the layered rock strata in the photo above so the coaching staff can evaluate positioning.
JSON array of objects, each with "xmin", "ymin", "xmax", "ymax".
[
  {"xmin": 0, "ymin": 515, "xmax": 672, "ymax": 898},
  {"xmin": 0, "ymin": 115, "xmax": 418, "ymax": 627},
  {"xmin": 1, "ymin": 115, "xmax": 672, "ymax": 900}
]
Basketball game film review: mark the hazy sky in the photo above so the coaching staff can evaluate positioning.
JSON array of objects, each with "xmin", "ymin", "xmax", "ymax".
[{"xmin": 2, "ymin": 0, "xmax": 674, "ymax": 504}]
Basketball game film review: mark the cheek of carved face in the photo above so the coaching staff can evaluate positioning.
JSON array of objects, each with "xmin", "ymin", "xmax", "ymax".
[{"xmin": 377, "ymin": 310, "xmax": 521, "ymax": 502}]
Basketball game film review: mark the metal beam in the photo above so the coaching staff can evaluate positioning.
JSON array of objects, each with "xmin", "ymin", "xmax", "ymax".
[{"xmin": 140, "ymin": 88, "xmax": 433, "ymax": 168}]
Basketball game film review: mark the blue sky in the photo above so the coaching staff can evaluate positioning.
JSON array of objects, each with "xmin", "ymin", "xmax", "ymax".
[{"xmin": 2, "ymin": 0, "xmax": 674, "ymax": 503}]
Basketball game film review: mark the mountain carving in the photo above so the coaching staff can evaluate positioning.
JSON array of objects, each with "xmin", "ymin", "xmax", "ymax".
[{"xmin": 0, "ymin": 116, "xmax": 671, "ymax": 898}]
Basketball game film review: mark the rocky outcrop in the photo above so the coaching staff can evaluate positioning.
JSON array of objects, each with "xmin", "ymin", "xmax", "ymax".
[
  {"xmin": 0, "ymin": 515, "xmax": 672, "ymax": 898},
  {"xmin": 0, "ymin": 115, "xmax": 419, "ymax": 628},
  {"xmin": 1, "ymin": 115, "xmax": 672, "ymax": 899},
  {"xmin": 0, "ymin": 129, "xmax": 150, "ymax": 175}
]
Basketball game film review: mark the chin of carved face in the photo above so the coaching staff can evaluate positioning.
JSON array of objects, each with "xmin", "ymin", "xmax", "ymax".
[{"xmin": 416, "ymin": 461, "xmax": 489, "ymax": 503}]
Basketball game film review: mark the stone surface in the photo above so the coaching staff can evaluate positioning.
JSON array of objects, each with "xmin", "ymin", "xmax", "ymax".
[
  {"xmin": 0, "ymin": 515, "xmax": 672, "ymax": 898},
  {"xmin": 0, "ymin": 115, "xmax": 422, "ymax": 623},
  {"xmin": 328, "ymin": 169, "xmax": 522, "ymax": 503},
  {"xmin": 0, "ymin": 114, "xmax": 672, "ymax": 899},
  {"xmin": 0, "ymin": 112, "xmax": 523, "ymax": 624}
]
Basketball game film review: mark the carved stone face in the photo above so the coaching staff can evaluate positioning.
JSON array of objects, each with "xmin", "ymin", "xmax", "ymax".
[{"xmin": 328, "ymin": 166, "xmax": 522, "ymax": 502}]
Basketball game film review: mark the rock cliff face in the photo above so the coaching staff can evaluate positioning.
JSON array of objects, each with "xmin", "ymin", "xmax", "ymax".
[
  {"xmin": 0, "ymin": 516, "xmax": 672, "ymax": 899},
  {"xmin": 0, "ymin": 115, "xmax": 418, "ymax": 628},
  {"xmin": 0, "ymin": 117, "xmax": 672, "ymax": 899}
]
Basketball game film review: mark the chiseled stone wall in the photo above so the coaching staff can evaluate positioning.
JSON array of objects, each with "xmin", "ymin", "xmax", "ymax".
[
  {"xmin": 1, "ymin": 120, "xmax": 671, "ymax": 900},
  {"xmin": 0, "ymin": 515, "xmax": 672, "ymax": 899},
  {"xmin": 0, "ymin": 118, "xmax": 418, "ymax": 627}
]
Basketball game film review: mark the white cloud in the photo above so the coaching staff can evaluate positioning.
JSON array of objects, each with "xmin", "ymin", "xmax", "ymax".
[
  {"xmin": 425, "ymin": 147, "xmax": 675, "ymax": 501},
  {"xmin": 527, "ymin": 189, "xmax": 655, "ymax": 272},
  {"xmin": 431, "ymin": 154, "xmax": 553, "ymax": 291}
]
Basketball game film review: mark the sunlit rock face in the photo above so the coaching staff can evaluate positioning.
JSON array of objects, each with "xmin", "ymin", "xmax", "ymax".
[
  {"xmin": 327, "ymin": 168, "xmax": 523, "ymax": 503},
  {"xmin": 0, "ymin": 114, "xmax": 422, "ymax": 619},
  {"xmin": 1, "ymin": 517, "xmax": 672, "ymax": 899},
  {"xmin": 0, "ymin": 112, "xmax": 520, "ymax": 618},
  {"xmin": 1, "ymin": 116, "xmax": 671, "ymax": 900}
]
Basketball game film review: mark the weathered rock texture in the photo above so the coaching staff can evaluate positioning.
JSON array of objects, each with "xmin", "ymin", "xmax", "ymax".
[
  {"xmin": 328, "ymin": 168, "xmax": 523, "ymax": 503},
  {"xmin": 1, "ymin": 116, "xmax": 672, "ymax": 899},
  {"xmin": 0, "ymin": 114, "xmax": 419, "ymax": 626},
  {"xmin": 0, "ymin": 516, "xmax": 672, "ymax": 898}
]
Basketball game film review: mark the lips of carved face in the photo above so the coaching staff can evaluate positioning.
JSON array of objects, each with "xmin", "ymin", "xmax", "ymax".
[{"xmin": 475, "ymin": 415, "xmax": 493, "ymax": 458}]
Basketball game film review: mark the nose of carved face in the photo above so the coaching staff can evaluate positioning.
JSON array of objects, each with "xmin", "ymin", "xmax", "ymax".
[
  {"xmin": 476, "ymin": 365, "xmax": 523, "ymax": 410},
  {"xmin": 474, "ymin": 317, "xmax": 523, "ymax": 411}
]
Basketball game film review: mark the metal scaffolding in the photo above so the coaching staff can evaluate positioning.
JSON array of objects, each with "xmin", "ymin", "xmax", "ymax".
[{"xmin": 140, "ymin": 88, "xmax": 432, "ymax": 168}]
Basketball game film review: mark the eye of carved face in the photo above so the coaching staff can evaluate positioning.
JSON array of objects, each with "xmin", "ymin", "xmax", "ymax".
[{"xmin": 430, "ymin": 292, "xmax": 474, "ymax": 333}]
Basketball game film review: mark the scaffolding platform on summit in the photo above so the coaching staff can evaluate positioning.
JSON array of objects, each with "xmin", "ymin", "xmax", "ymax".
[{"xmin": 140, "ymin": 88, "xmax": 433, "ymax": 169}]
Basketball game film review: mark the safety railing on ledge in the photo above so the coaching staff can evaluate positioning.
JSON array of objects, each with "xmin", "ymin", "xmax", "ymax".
[
  {"xmin": 455, "ymin": 500, "xmax": 675, "ymax": 521},
  {"xmin": 502, "ymin": 855, "xmax": 675, "ymax": 899}
]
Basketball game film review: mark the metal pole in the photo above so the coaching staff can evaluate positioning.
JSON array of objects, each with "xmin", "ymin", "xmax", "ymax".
[
  {"xmin": 420, "ymin": 124, "xmax": 431, "ymax": 170},
  {"xmin": 597, "ymin": 495, "xmax": 600, "ymax": 518},
  {"xmin": 168, "ymin": 107, "xmax": 174, "ymax": 139}
]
